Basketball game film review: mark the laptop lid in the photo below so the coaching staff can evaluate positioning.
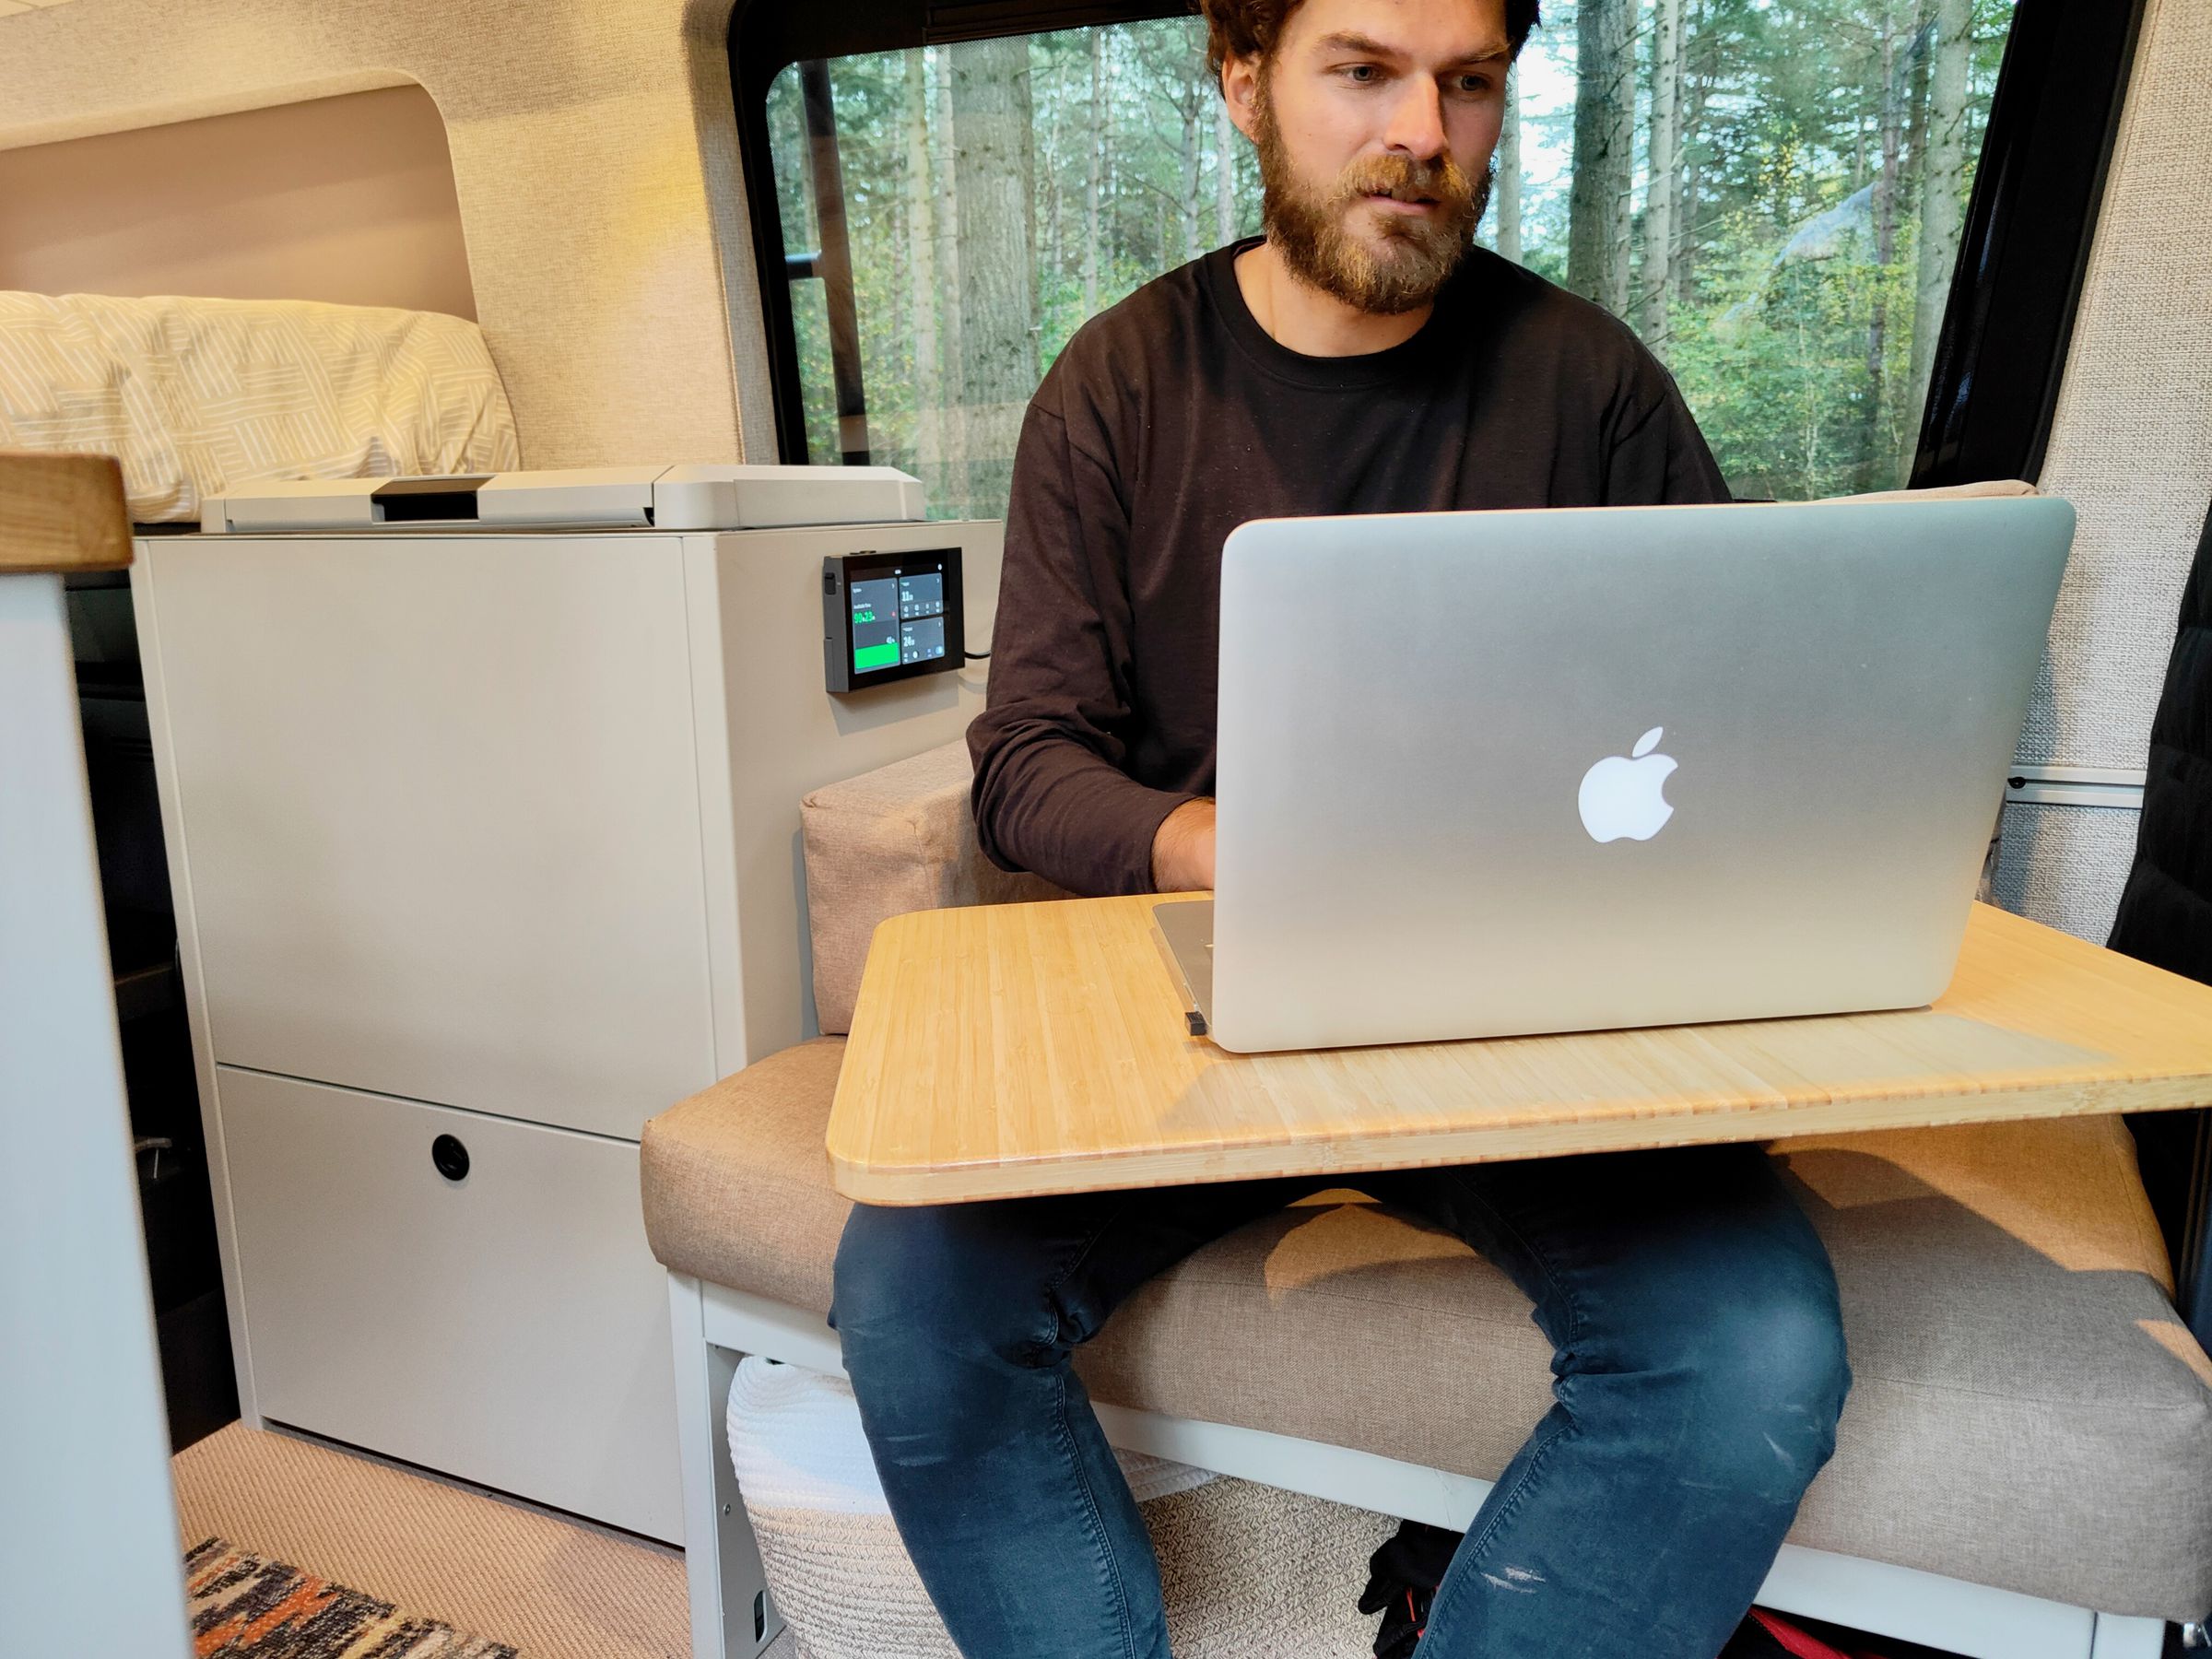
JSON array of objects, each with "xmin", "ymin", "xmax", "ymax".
[{"xmin": 1206, "ymin": 497, "xmax": 2074, "ymax": 1053}]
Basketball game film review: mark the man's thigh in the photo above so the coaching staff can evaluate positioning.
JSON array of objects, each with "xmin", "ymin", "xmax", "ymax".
[
  {"xmin": 1359, "ymin": 1140, "xmax": 1839, "ymax": 1359},
  {"xmin": 832, "ymin": 1171, "xmax": 1324, "ymax": 1350}
]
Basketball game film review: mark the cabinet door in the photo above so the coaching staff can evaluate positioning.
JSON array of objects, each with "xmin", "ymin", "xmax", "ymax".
[
  {"xmin": 221, "ymin": 1067, "xmax": 683, "ymax": 1542},
  {"xmin": 141, "ymin": 535, "xmax": 713, "ymax": 1139}
]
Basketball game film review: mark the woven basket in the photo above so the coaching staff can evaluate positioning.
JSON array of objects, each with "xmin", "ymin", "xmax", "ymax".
[{"xmin": 727, "ymin": 1358, "xmax": 1395, "ymax": 1658}]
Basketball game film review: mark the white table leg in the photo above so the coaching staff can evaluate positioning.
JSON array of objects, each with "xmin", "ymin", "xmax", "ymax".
[{"xmin": 0, "ymin": 571, "xmax": 191, "ymax": 1656}]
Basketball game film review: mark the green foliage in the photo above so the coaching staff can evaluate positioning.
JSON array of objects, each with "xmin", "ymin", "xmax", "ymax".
[
  {"xmin": 1674, "ymin": 225, "xmax": 1923, "ymax": 500},
  {"xmin": 767, "ymin": 0, "xmax": 2014, "ymax": 513}
]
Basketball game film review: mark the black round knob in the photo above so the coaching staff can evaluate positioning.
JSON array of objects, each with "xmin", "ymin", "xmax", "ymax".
[{"xmin": 430, "ymin": 1134, "xmax": 471, "ymax": 1182}]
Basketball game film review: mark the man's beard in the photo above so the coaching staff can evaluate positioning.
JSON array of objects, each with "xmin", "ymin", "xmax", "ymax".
[{"xmin": 1251, "ymin": 75, "xmax": 1489, "ymax": 317}]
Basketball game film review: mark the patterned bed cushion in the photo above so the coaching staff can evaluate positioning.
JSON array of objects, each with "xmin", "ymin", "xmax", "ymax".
[{"xmin": 0, "ymin": 290, "xmax": 521, "ymax": 523}]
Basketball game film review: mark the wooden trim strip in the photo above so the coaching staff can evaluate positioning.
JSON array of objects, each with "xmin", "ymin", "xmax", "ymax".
[{"xmin": 0, "ymin": 452, "xmax": 133, "ymax": 573}]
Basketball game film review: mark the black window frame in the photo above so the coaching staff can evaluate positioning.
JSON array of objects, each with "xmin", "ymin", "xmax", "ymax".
[
  {"xmin": 728, "ymin": 0, "xmax": 2146, "ymax": 489},
  {"xmin": 731, "ymin": 1, "xmax": 1196, "ymax": 472},
  {"xmin": 1911, "ymin": 0, "xmax": 2147, "ymax": 487}
]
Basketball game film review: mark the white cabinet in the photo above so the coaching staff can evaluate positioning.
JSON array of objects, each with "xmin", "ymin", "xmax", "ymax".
[{"xmin": 137, "ymin": 517, "xmax": 1001, "ymax": 1542}]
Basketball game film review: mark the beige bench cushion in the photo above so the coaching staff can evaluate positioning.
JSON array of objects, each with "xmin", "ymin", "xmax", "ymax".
[{"xmin": 642, "ymin": 1049, "xmax": 2212, "ymax": 1621}]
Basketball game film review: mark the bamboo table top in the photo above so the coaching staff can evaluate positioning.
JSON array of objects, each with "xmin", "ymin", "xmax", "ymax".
[{"xmin": 827, "ymin": 894, "xmax": 2212, "ymax": 1205}]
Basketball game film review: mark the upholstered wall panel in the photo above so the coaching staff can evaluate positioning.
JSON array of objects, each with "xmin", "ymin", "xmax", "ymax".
[
  {"xmin": 0, "ymin": 0, "xmax": 776, "ymax": 470},
  {"xmin": 0, "ymin": 88, "xmax": 477, "ymax": 320},
  {"xmin": 2018, "ymin": 0, "xmax": 2212, "ymax": 935},
  {"xmin": 1992, "ymin": 802, "xmax": 2143, "ymax": 949}
]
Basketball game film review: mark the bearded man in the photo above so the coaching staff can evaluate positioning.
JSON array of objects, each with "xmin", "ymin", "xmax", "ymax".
[{"xmin": 830, "ymin": 1, "xmax": 1853, "ymax": 1653}]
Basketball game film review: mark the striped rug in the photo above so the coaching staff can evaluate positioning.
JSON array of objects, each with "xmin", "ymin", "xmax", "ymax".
[{"xmin": 185, "ymin": 1538, "xmax": 521, "ymax": 1658}]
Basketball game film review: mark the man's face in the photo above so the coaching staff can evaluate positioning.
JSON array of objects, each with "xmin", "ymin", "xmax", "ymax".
[{"xmin": 1231, "ymin": 0, "xmax": 1511, "ymax": 314}]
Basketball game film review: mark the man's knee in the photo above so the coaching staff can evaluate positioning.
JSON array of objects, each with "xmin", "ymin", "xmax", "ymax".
[
  {"xmin": 1563, "ymin": 1244, "xmax": 1851, "ymax": 1501},
  {"xmin": 1670, "ymin": 1277, "xmax": 1852, "ymax": 1501}
]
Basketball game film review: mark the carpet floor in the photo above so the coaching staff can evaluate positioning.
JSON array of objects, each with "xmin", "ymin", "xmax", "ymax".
[{"xmin": 171, "ymin": 1423, "xmax": 752, "ymax": 1659}]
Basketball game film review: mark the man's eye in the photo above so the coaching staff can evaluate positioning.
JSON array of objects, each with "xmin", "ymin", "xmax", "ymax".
[
  {"xmin": 1341, "ymin": 64, "xmax": 1380, "ymax": 83},
  {"xmin": 1453, "ymin": 74, "xmax": 1494, "ymax": 95}
]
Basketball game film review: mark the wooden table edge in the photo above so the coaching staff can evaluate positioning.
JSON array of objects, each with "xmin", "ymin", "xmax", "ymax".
[{"xmin": 829, "ymin": 1072, "xmax": 2212, "ymax": 1206}]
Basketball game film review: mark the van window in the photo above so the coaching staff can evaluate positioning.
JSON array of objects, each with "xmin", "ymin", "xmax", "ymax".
[{"xmin": 759, "ymin": 2, "xmax": 2022, "ymax": 516}]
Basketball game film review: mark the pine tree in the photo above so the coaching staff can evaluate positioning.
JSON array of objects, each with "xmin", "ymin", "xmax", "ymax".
[
  {"xmin": 1567, "ymin": 0, "xmax": 1637, "ymax": 315},
  {"xmin": 932, "ymin": 48, "xmax": 969, "ymax": 513},
  {"xmin": 1907, "ymin": 0, "xmax": 1972, "ymax": 470},
  {"xmin": 902, "ymin": 50, "xmax": 940, "ymax": 488},
  {"xmin": 1497, "ymin": 76, "xmax": 1523, "ymax": 265},
  {"xmin": 951, "ymin": 35, "xmax": 1040, "ymax": 517},
  {"xmin": 1085, "ymin": 29, "xmax": 1106, "ymax": 316},
  {"xmin": 1640, "ymin": 0, "xmax": 1686, "ymax": 356}
]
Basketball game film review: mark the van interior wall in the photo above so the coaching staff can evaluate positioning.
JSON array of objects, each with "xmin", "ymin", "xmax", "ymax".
[
  {"xmin": 2000, "ymin": 0, "xmax": 2212, "ymax": 942},
  {"xmin": 0, "ymin": 0, "xmax": 770, "ymax": 470},
  {"xmin": 0, "ymin": 87, "xmax": 477, "ymax": 322}
]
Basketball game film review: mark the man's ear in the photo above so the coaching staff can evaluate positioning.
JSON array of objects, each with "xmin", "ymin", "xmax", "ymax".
[{"xmin": 1221, "ymin": 53, "xmax": 1263, "ymax": 143}]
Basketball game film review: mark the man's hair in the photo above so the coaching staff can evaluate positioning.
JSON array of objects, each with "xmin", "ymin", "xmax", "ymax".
[{"xmin": 1198, "ymin": 0, "xmax": 1542, "ymax": 81}]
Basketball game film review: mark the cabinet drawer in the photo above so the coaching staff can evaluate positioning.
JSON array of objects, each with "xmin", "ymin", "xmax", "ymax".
[
  {"xmin": 140, "ymin": 536, "xmax": 714, "ymax": 1139},
  {"xmin": 220, "ymin": 1067, "xmax": 682, "ymax": 1542}
]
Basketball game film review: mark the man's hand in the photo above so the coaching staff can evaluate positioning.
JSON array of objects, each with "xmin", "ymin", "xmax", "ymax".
[{"xmin": 1150, "ymin": 798, "xmax": 1217, "ymax": 892}]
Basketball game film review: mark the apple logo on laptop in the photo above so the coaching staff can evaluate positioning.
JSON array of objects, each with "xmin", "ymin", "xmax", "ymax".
[{"xmin": 1578, "ymin": 726, "xmax": 1677, "ymax": 843}]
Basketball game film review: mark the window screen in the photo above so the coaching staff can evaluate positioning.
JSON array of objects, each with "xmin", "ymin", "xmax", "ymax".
[{"xmin": 762, "ymin": 0, "xmax": 2021, "ymax": 514}]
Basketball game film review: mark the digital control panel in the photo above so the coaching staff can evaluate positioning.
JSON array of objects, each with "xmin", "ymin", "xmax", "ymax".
[{"xmin": 823, "ymin": 547, "xmax": 968, "ymax": 694}]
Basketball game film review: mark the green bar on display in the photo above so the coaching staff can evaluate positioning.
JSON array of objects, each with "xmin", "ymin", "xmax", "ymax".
[{"xmin": 854, "ymin": 640, "xmax": 900, "ymax": 671}]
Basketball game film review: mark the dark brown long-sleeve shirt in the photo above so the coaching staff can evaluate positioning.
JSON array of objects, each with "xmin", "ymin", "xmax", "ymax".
[{"xmin": 968, "ymin": 238, "xmax": 1731, "ymax": 898}]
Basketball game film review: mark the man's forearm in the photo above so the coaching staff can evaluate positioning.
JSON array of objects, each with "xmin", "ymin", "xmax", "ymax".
[
  {"xmin": 1149, "ymin": 797, "xmax": 1217, "ymax": 892},
  {"xmin": 971, "ymin": 722, "xmax": 1201, "ymax": 896}
]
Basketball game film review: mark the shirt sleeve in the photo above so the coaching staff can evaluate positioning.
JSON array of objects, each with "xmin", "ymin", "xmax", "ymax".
[
  {"xmin": 966, "ymin": 396, "xmax": 1198, "ymax": 897},
  {"xmin": 1604, "ymin": 357, "xmax": 1733, "ymax": 506}
]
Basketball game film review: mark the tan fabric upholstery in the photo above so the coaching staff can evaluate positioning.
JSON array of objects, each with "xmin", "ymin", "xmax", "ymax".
[
  {"xmin": 643, "ymin": 1055, "xmax": 2212, "ymax": 1621},
  {"xmin": 643, "ymin": 1039, "xmax": 853, "ymax": 1315},
  {"xmin": 2024, "ymin": 0, "xmax": 2212, "ymax": 941},
  {"xmin": 801, "ymin": 742, "xmax": 1064, "ymax": 1034}
]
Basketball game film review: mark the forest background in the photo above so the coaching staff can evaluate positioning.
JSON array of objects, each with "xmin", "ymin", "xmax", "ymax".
[{"xmin": 768, "ymin": 0, "xmax": 2018, "ymax": 518}]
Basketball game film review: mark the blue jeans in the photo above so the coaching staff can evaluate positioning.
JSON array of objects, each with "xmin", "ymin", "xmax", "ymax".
[{"xmin": 831, "ymin": 1140, "xmax": 1851, "ymax": 1658}]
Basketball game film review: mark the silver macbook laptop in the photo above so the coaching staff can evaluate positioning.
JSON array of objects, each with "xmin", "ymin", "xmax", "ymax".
[{"xmin": 1154, "ymin": 496, "xmax": 2075, "ymax": 1054}]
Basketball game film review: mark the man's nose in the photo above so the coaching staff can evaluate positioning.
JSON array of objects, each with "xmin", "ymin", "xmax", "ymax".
[{"xmin": 1382, "ymin": 78, "xmax": 1448, "ymax": 162}]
